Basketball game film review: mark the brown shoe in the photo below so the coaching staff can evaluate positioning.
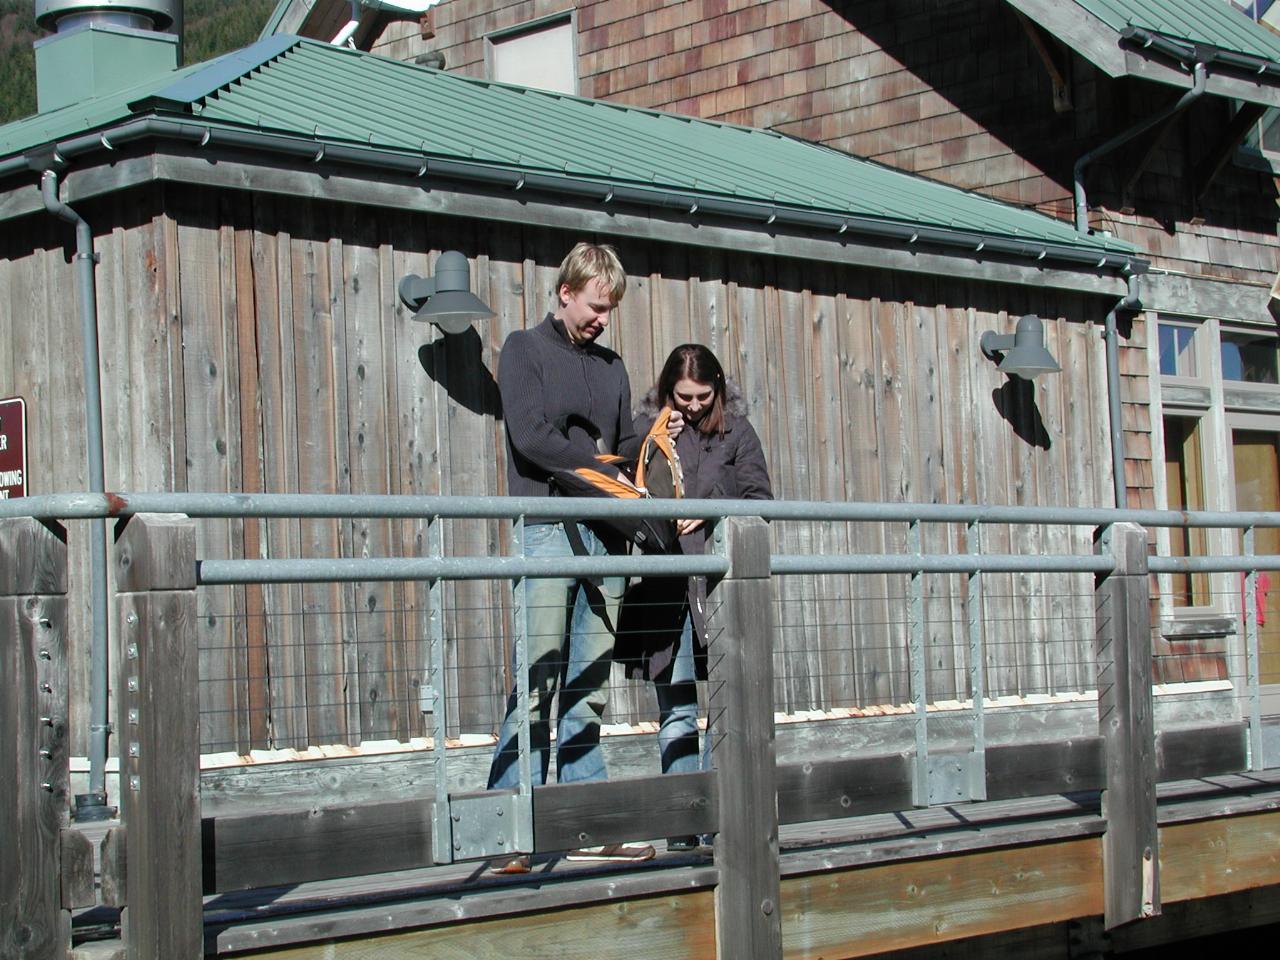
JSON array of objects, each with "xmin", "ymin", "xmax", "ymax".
[
  {"xmin": 565, "ymin": 842, "xmax": 655, "ymax": 863},
  {"xmin": 489, "ymin": 854, "xmax": 531, "ymax": 874}
]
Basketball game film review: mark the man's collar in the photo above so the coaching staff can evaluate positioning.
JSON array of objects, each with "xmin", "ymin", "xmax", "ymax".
[{"xmin": 544, "ymin": 313, "xmax": 594, "ymax": 352}]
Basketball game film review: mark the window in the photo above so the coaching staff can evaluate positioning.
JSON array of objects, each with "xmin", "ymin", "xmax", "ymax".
[
  {"xmin": 487, "ymin": 15, "xmax": 576, "ymax": 95},
  {"xmin": 1221, "ymin": 329, "xmax": 1279, "ymax": 384},
  {"xmin": 1158, "ymin": 322, "xmax": 1201, "ymax": 378},
  {"xmin": 1154, "ymin": 316, "xmax": 1280, "ymax": 690},
  {"xmin": 1163, "ymin": 414, "xmax": 1211, "ymax": 606}
]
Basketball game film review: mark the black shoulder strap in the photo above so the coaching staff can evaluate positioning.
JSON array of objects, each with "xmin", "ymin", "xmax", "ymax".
[{"xmin": 563, "ymin": 521, "xmax": 618, "ymax": 636}]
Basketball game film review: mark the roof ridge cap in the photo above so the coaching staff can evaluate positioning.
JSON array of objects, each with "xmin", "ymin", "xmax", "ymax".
[{"xmin": 129, "ymin": 33, "xmax": 304, "ymax": 111}]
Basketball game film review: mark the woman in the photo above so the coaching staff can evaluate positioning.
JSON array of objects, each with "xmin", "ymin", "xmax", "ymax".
[{"xmin": 628, "ymin": 344, "xmax": 772, "ymax": 848}]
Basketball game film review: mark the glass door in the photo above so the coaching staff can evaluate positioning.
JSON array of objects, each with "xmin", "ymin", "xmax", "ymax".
[{"xmin": 1229, "ymin": 422, "xmax": 1280, "ymax": 714}]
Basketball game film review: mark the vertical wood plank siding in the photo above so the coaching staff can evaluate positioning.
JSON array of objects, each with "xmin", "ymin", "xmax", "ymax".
[{"xmin": 0, "ymin": 186, "xmax": 1129, "ymax": 752}]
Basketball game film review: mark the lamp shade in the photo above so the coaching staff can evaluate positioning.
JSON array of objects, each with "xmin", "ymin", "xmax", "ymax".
[
  {"xmin": 980, "ymin": 314, "xmax": 1061, "ymax": 380},
  {"xmin": 414, "ymin": 289, "xmax": 495, "ymax": 334},
  {"xmin": 397, "ymin": 250, "xmax": 494, "ymax": 334}
]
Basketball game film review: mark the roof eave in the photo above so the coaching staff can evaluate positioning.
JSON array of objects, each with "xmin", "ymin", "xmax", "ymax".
[
  {"xmin": 1006, "ymin": 0, "xmax": 1280, "ymax": 106},
  {"xmin": 0, "ymin": 114, "xmax": 1144, "ymax": 278}
]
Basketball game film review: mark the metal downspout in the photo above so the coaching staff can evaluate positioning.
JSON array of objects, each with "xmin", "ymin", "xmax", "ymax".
[
  {"xmin": 1073, "ymin": 62, "xmax": 1208, "ymax": 233},
  {"xmin": 1106, "ymin": 275, "xmax": 1143, "ymax": 508},
  {"xmin": 41, "ymin": 169, "xmax": 112, "ymax": 820}
]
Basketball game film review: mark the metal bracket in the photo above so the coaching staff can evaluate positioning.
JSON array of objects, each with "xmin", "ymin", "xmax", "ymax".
[
  {"xmin": 915, "ymin": 752, "xmax": 986, "ymax": 806},
  {"xmin": 435, "ymin": 790, "xmax": 534, "ymax": 863}
]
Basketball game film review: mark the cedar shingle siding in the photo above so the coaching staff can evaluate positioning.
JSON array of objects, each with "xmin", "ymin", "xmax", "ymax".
[{"xmin": 415, "ymin": 0, "xmax": 1279, "ymax": 286}]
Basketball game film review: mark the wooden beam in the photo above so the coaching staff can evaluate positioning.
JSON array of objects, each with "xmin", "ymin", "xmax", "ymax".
[
  {"xmin": 0, "ymin": 517, "xmax": 71, "ymax": 960},
  {"xmin": 776, "ymin": 753, "xmax": 913, "ymax": 825},
  {"xmin": 1194, "ymin": 102, "xmax": 1267, "ymax": 206},
  {"xmin": 216, "ymin": 888, "xmax": 717, "ymax": 960},
  {"xmin": 1160, "ymin": 809, "xmax": 1280, "ymax": 902},
  {"xmin": 532, "ymin": 771, "xmax": 716, "ymax": 852},
  {"xmin": 200, "ymin": 724, "xmax": 1249, "ymax": 894},
  {"xmin": 1094, "ymin": 522, "xmax": 1160, "ymax": 928},
  {"xmin": 1156, "ymin": 722, "xmax": 1247, "ymax": 783},
  {"xmin": 707, "ymin": 517, "xmax": 783, "ymax": 959},
  {"xmin": 1014, "ymin": 11, "xmax": 1073, "ymax": 112},
  {"xmin": 780, "ymin": 837, "xmax": 1106, "ymax": 958},
  {"xmin": 0, "ymin": 150, "xmax": 1134, "ymax": 298},
  {"xmin": 986, "ymin": 737, "xmax": 1104, "ymax": 799},
  {"xmin": 206, "ymin": 798, "xmax": 433, "ymax": 893},
  {"xmin": 101, "ymin": 826, "xmax": 127, "ymax": 908},
  {"xmin": 60, "ymin": 827, "xmax": 96, "ymax": 909},
  {"xmin": 116, "ymin": 514, "xmax": 202, "ymax": 960}
]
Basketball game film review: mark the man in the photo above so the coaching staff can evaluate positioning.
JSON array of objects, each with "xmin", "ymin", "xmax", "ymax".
[{"xmin": 487, "ymin": 242, "xmax": 658, "ymax": 873}]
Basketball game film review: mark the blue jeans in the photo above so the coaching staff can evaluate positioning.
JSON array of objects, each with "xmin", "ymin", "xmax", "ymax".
[
  {"xmin": 488, "ymin": 522, "xmax": 624, "ymax": 788},
  {"xmin": 654, "ymin": 612, "xmax": 711, "ymax": 774}
]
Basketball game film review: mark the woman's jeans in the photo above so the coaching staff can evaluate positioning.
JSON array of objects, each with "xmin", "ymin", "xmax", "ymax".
[
  {"xmin": 487, "ymin": 522, "xmax": 623, "ymax": 789},
  {"xmin": 654, "ymin": 611, "xmax": 711, "ymax": 774}
]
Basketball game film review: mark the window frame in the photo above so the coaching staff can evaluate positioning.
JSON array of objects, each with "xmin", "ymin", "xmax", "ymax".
[
  {"xmin": 484, "ymin": 10, "xmax": 579, "ymax": 96},
  {"xmin": 1151, "ymin": 315, "xmax": 1236, "ymax": 625}
]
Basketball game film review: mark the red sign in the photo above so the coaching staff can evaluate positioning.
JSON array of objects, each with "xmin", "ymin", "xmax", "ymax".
[{"xmin": 0, "ymin": 397, "xmax": 27, "ymax": 499}]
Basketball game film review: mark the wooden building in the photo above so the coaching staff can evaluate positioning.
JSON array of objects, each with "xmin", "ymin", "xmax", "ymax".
[
  {"xmin": 270, "ymin": 0, "xmax": 1280, "ymax": 712},
  {"xmin": 3, "ymin": 5, "xmax": 1280, "ymax": 958},
  {"xmin": 0, "ymin": 15, "xmax": 1157, "ymax": 755}
]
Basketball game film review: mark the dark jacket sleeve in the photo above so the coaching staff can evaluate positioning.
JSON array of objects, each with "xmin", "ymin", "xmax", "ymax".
[
  {"xmin": 734, "ymin": 418, "xmax": 773, "ymax": 501},
  {"xmin": 614, "ymin": 365, "xmax": 640, "ymax": 461},
  {"xmin": 498, "ymin": 331, "xmax": 599, "ymax": 474}
]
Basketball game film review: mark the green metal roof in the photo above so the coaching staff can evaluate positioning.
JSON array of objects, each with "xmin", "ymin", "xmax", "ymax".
[
  {"xmin": 0, "ymin": 35, "xmax": 1137, "ymax": 265},
  {"xmin": 1075, "ymin": 0, "xmax": 1280, "ymax": 61}
]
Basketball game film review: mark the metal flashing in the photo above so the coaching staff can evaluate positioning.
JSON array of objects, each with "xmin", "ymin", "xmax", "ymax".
[{"xmin": 128, "ymin": 33, "xmax": 303, "ymax": 111}]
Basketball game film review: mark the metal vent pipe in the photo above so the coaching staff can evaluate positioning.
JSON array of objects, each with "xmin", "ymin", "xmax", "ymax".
[{"xmin": 35, "ymin": 0, "xmax": 180, "ymax": 32}]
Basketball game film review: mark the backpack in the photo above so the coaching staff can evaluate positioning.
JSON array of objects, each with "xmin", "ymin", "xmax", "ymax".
[{"xmin": 549, "ymin": 408, "xmax": 685, "ymax": 554}]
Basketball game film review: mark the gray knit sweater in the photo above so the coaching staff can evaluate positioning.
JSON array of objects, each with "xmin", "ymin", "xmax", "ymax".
[{"xmin": 498, "ymin": 314, "xmax": 639, "ymax": 498}]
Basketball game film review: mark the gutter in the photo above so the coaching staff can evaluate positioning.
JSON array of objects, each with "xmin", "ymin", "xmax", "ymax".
[
  {"xmin": 1120, "ymin": 25, "xmax": 1280, "ymax": 82},
  {"xmin": 1073, "ymin": 61, "xmax": 1208, "ymax": 233},
  {"xmin": 39, "ymin": 169, "xmax": 112, "ymax": 821},
  {"xmin": 3, "ymin": 116, "xmax": 1145, "ymax": 277}
]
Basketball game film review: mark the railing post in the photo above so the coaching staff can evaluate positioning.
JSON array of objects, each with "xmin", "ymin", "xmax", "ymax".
[
  {"xmin": 1, "ymin": 516, "xmax": 71, "ymax": 959},
  {"xmin": 115, "ymin": 513, "xmax": 202, "ymax": 959},
  {"xmin": 1094, "ymin": 521, "xmax": 1159, "ymax": 929},
  {"xmin": 1242, "ymin": 527, "xmax": 1265, "ymax": 770},
  {"xmin": 708, "ymin": 516, "xmax": 782, "ymax": 960}
]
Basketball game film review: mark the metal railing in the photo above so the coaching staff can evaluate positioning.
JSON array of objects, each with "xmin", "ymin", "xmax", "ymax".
[{"xmin": 5, "ymin": 492, "xmax": 1280, "ymax": 958}]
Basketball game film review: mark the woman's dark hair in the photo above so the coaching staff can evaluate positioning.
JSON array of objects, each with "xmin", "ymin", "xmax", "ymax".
[{"xmin": 657, "ymin": 343, "xmax": 728, "ymax": 435}]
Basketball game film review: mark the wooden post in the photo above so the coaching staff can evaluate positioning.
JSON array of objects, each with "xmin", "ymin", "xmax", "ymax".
[
  {"xmin": 0, "ymin": 516, "xmax": 71, "ymax": 959},
  {"xmin": 707, "ymin": 516, "xmax": 783, "ymax": 959},
  {"xmin": 115, "ymin": 513, "xmax": 202, "ymax": 959},
  {"xmin": 1094, "ymin": 522, "xmax": 1159, "ymax": 928}
]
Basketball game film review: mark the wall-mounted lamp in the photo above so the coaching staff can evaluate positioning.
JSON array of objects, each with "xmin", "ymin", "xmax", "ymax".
[
  {"xmin": 398, "ymin": 250, "xmax": 494, "ymax": 335},
  {"xmin": 980, "ymin": 314, "xmax": 1061, "ymax": 380}
]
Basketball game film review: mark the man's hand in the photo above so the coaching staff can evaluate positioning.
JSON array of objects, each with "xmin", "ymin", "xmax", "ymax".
[
  {"xmin": 676, "ymin": 517, "xmax": 704, "ymax": 536},
  {"xmin": 666, "ymin": 409, "xmax": 685, "ymax": 439}
]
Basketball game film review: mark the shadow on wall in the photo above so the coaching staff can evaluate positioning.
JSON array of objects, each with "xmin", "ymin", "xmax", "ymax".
[
  {"xmin": 992, "ymin": 377, "xmax": 1051, "ymax": 449},
  {"xmin": 418, "ymin": 327, "xmax": 503, "ymax": 419}
]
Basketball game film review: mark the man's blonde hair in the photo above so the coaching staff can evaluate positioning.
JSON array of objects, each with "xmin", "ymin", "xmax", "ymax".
[{"xmin": 556, "ymin": 242, "xmax": 626, "ymax": 303}]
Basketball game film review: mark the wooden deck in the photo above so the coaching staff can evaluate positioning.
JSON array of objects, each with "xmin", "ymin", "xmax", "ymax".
[{"xmin": 62, "ymin": 770, "xmax": 1280, "ymax": 959}]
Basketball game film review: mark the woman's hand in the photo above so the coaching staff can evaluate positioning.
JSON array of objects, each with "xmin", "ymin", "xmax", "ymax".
[
  {"xmin": 676, "ymin": 517, "xmax": 704, "ymax": 536},
  {"xmin": 666, "ymin": 409, "xmax": 685, "ymax": 439}
]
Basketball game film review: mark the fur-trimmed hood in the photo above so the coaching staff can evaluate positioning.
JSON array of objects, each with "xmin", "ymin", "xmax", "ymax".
[{"xmin": 635, "ymin": 380, "xmax": 750, "ymax": 420}]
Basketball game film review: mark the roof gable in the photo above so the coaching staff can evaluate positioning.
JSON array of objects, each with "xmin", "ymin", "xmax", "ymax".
[{"xmin": 1008, "ymin": 0, "xmax": 1280, "ymax": 103}]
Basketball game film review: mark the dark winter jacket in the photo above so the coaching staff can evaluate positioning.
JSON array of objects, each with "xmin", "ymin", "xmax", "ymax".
[
  {"xmin": 620, "ymin": 382, "xmax": 772, "ymax": 680},
  {"xmin": 498, "ymin": 314, "xmax": 639, "ymax": 498}
]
